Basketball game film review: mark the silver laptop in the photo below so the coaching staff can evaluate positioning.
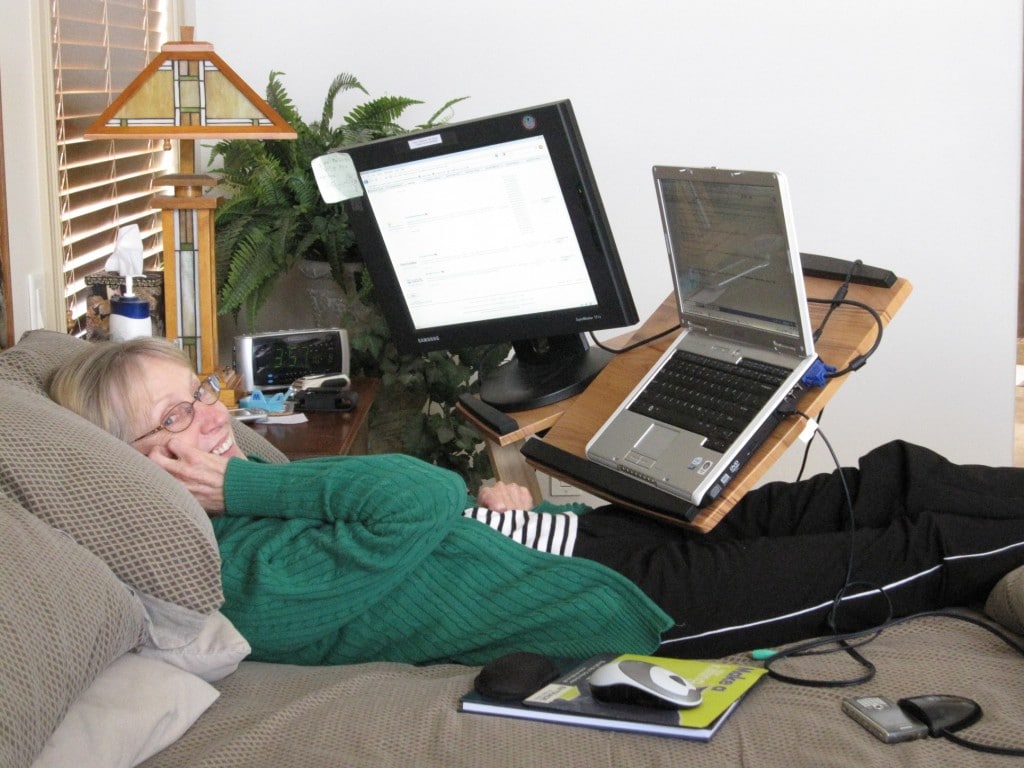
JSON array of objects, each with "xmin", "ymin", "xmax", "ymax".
[{"xmin": 586, "ymin": 166, "xmax": 816, "ymax": 507}]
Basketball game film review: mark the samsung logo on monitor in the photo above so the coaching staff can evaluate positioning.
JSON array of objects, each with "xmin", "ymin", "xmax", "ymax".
[{"xmin": 417, "ymin": 335, "xmax": 441, "ymax": 344}]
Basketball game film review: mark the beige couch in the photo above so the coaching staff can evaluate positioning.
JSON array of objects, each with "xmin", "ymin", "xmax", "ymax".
[{"xmin": 3, "ymin": 329, "xmax": 1024, "ymax": 768}]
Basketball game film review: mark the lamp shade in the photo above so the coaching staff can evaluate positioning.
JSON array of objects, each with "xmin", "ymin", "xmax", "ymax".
[{"xmin": 84, "ymin": 31, "xmax": 296, "ymax": 141}]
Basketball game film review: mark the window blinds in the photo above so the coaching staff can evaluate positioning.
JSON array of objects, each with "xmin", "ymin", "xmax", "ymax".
[{"xmin": 51, "ymin": 0, "xmax": 168, "ymax": 333}]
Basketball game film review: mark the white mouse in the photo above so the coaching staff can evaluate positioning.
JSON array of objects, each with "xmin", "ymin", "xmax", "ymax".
[{"xmin": 588, "ymin": 659, "xmax": 703, "ymax": 709}]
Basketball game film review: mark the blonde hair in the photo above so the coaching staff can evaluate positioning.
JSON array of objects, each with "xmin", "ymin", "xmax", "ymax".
[{"xmin": 48, "ymin": 337, "xmax": 194, "ymax": 443}]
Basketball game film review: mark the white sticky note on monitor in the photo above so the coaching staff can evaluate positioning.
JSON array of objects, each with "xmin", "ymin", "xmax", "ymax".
[{"xmin": 311, "ymin": 152, "xmax": 363, "ymax": 203}]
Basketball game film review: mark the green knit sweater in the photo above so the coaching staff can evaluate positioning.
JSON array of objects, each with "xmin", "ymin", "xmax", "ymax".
[{"xmin": 211, "ymin": 453, "xmax": 672, "ymax": 666}]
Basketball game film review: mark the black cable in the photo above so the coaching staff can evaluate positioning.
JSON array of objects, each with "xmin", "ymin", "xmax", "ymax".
[
  {"xmin": 762, "ymin": 439, "xmax": 1024, "ymax": 754},
  {"xmin": 776, "ymin": 313, "xmax": 1024, "ymax": 753},
  {"xmin": 764, "ymin": 608, "xmax": 1024, "ymax": 682},
  {"xmin": 807, "ymin": 297, "xmax": 885, "ymax": 377},
  {"xmin": 760, "ymin": 413, "xmax": 888, "ymax": 688},
  {"xmin": 587, "ymin": 322, "xmax": 682, "ymax": 355},
  {"xmin": 812, "ymin": 263, "xmax": 856, "ymax": 343},
  {"xmin": 795, "ymin": 415, "xmax": 857, "ymax": 603},
  {"xmin": 767, "ymin": 610, "xmax": 1024, "ymax": 755},
  {"xmin": 763, "ymin": 632, "xmax": 879, "ymax": 689},
  {"xmin": 592, "ymin": 272, "xmax": 881, "ymax": 370},
  {"xmin": 941, "ymin": 722, "xmax": 1024, "ymax": 757},
  {"xmin": 794, "ymin": 407, "xmax": 823, "ymax": 483},
  {"xmin": 593, "ymin": 296, "xmax": 880, "ymax": 374}
]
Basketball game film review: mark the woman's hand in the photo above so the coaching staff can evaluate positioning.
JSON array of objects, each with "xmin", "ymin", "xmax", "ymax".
[
  {"xmin": 146, "ymin": 439, "xmax": 231, "ymax": 515},
  {"xmin": 476, "ymin": 481, "xmax": 535, "ymax": 512}
]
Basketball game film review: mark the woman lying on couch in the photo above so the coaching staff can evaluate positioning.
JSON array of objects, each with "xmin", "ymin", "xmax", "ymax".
[{"xmin": 49, "ymin": 337, "xmax": 1024, "ymax": 666}]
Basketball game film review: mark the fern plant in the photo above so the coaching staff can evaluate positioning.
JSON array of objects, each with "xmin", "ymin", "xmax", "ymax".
[
  {"xmin": 336, "ymin": 267, "xmax": 512, "ymax": 485},
  {"xmin": 210, "ymin": 72, "xmax": 464, "ymax": 328},
  {"xmin": 209, "ymin": 73, "xmax": 509, "ymax": 490}
]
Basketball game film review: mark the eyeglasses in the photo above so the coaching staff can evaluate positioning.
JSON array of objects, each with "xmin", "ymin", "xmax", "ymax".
[{"xmin": 131, "ymin": 375, "xmax": 222, "ymax": 443}]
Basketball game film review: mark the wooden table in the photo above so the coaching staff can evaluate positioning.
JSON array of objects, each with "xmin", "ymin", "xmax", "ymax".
[
  {"xmin": 250, "ymin": 377, "xmax": 380, "ymax": 460},
  {"xmin": 458, "ymin": 275, "xmax": 912, "ymax": 532}
]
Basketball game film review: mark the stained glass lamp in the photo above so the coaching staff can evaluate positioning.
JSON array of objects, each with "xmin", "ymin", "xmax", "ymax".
[{"xmin": 85, "ymin": 27, "xmax": 296, "ymax": 374}]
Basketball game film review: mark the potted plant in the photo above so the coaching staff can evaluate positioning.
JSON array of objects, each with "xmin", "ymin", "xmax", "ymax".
[
  {"xmin": 210, "ymin": 71, "xmax": 463, "ymax": 325},
  {"xmin": 209, "ymin": 73, "xmax": 509, "ymax": 489},
  {"xmin": 333, "ymin": 256, "xmax": 511, "ymax": 486}
]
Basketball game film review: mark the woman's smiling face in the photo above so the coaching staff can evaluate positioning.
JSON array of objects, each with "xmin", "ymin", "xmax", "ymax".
[{"xmin": 128, "ymin": 356, "xmax": 246, "ymax": 460}]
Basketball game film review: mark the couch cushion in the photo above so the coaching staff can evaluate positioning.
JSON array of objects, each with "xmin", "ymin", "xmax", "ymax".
[
  {"xmin": 140, "ymin": 613, "xmax": 1024, "ymax": 768},
  {"xmin": 233, "ymin": 418, "xmax": 289, "ymax": 463},
  {"xmin": 0, "ymin": 497, "xmax": 147, "ymax": 768},
  {"xmin": 984, "ymin": 564, "xmax": 1024, "ymax": 634}
]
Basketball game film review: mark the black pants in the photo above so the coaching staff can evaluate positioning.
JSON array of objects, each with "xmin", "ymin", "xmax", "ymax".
[{"xmin": 573, "ymin": 441, "xmax": 1024, "ymax": 658}]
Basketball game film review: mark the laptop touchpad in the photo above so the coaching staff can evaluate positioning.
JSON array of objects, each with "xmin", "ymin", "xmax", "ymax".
[{"xmin": 633, "ymin": 424, "xmax": 678, "ymax": 458}]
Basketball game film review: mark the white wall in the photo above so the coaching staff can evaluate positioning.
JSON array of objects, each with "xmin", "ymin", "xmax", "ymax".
[
  {"xmin": 195, "ymin": 0, "xmax": 1023, "ymax": 477},
  {"xmin": 0, "ymin": 2, "xmax": 61, "ymax": 334},
  {"xmin": 3, "ymin": 1, "xmax": 1020, "ymax": 479}
]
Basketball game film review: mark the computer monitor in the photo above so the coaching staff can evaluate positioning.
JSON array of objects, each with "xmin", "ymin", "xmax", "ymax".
[{"xmin": 340, "ymin": 100, "xmax": 638, "ymax": 411}]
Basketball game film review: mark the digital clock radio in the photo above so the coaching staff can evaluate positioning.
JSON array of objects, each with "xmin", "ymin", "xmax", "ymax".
[{"xmin": 233, "ymin": 328, "xmax": 349, "ymax": 391}]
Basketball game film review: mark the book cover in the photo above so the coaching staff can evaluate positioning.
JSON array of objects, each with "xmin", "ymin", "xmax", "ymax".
[{"xmin": 459, "ymin": 653, "xmax": 766, "ymax": 741}]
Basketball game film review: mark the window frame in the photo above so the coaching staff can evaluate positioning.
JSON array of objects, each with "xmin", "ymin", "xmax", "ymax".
[{"xmin": 0, "ymin": 79, "xmax": 12, "ymax": 349}]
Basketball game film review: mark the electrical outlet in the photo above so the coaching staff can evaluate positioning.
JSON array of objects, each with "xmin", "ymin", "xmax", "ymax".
[
  {"xmin": 27, "ymin": 273, "xmax": 44, "ymax": 329},
  {"xmin": 549, "ymin": 476, "xmax": 580, "ymax": 497}
]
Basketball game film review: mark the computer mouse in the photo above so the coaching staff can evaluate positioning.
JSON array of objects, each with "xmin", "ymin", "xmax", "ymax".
[{"xmin": 588, "ymin": 659, "xmax": 703, "ymax": 709}]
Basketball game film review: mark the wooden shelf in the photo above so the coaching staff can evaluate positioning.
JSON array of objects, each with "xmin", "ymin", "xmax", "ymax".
[
  {"xmin": 250, "ymin": 377, "xmax": 380, "ymax": 460},
  {"xmin": 460, "ymin": 275, "xmax": 913, "ymax": 532}
]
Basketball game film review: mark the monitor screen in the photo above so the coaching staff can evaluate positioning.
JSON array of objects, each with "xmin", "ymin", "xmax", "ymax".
[{"xmin": 339, "ymin": 100, "xmax": 637, "ymax": 411}]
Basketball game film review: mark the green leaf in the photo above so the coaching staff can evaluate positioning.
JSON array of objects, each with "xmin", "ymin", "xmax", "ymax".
[
  {"xmin": 420, "ymin": 96, "xmax": 471, "ymax": 128},
  {"xmin": 344, "ymin": 96, "xmax": 424, "ymax": 136},
  {"xmin": 321, "ymin": 73, "xmax": 367, "ymax": 127},
  {"xmin": 211, "ymin": 71, "xmax": 508, "ymax": 487}
]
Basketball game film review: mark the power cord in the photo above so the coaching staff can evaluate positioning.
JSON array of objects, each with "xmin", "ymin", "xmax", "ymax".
[
  {"xmin": 794, "ymin": 407, "xmax": 824, "ymax": 483},
  {"xmin": 811, "ymin": 259, "xmax": 862, "ymax": 342},
  {"xmin": 587, "ymin": 322, "xmax": 681, "ymax": 355},
  {"xmin": 807, "ymin": 262, "xmax": 885, "ymax": 377},
  {"xmin": 807, "ymin": 297, "xmax": 884, "ymax": 377},
  {"xmin": 764, "ymin": 609, "xmax": 1024, "ymax": 756},
  {"xmin": 764, "ymin": 411, "xmax": 889, "ymax": 689},
  {"xmin": 765, "ymin": 412, "xmax": 1024, "ymax": 756}
]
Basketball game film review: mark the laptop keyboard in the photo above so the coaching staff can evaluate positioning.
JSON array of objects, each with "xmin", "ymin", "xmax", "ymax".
[{"xmin": 628, "ymin": 350, "xmax": 790, "ymax": 453}]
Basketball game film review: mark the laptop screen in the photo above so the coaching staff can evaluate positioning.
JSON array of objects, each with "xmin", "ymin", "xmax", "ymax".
[{"xmin": 654, "ymin": 168, "xmax": 809, "ymax": 351}]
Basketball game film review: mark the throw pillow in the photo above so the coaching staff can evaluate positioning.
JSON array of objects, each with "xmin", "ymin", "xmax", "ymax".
[
  {"xmin": 0, "ymin": 498, "xmax": 147, "ymax": 768},
  {"xmin": 984, "ymin": 564, "xmax": 1024, "ymax": 635},
  {"xmin": 31, "ymin": 654, "xmax": 219, "ymax": 768},
  {"xmin": 139, "ymin": 610, "xmax": 251, "ymax": 682},
  {"xmin": 0, "ymin": 382, "xmax": 223, "ymax": 615},
  {"xmin": 0, "ymin": 329, "xmax": 84, "ymax": 394}
]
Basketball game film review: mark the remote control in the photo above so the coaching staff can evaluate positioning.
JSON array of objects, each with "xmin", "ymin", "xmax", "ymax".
[
  {"xmin": 800, "ymin": 253, "xmax": 897, "ymax": 288},
  {"xmin": 458, "ymin": 394, "xmax": 519, "ymax": 436}
]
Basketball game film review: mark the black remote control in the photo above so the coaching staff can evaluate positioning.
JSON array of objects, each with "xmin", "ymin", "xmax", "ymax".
[
  {"xmin": 458, "ymin": 394, "xmax": 519, "ymax": 436},
  {"xmin": 800, "ymin": 253, "xmax": 897, "ymax": 288}
]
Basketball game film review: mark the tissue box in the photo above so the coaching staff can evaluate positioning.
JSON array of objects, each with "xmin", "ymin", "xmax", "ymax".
[{"xmin": 84, "ymin": 271, "xmax": 165, "ymax": 340}]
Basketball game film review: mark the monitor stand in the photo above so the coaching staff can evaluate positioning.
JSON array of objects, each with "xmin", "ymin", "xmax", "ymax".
[{"xmin": 479, "ymin": 334, "xmax": 613, "ymax": 412}]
